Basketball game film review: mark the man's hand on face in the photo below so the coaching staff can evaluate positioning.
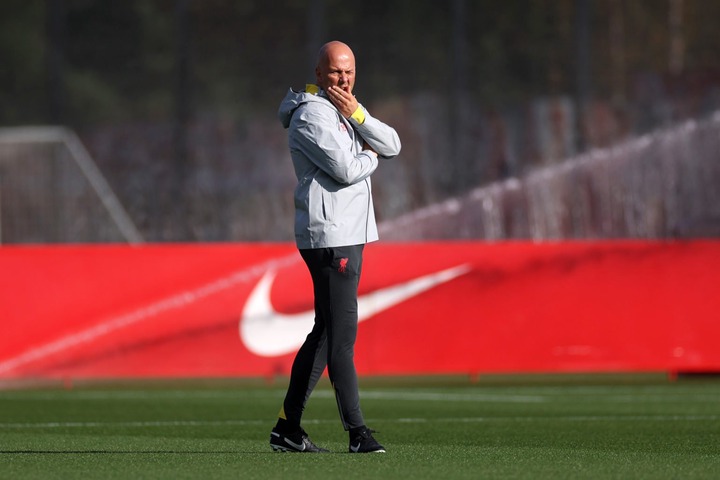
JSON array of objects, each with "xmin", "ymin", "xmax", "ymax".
[{"xmin": 327, "ymin": 86, "xmax": 359, "ymax": 118}]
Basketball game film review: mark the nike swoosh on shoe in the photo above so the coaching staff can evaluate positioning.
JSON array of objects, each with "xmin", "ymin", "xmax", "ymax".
[{"xmin": 284, "ymin": 438, "xmax": 306, "ymax": 451}]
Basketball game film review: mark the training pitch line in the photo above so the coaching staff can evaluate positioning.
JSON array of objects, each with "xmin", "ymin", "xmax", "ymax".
[
  {"xmin": 2, "ymin": 414, "xmax": 718, "ymax": 431},
  {"xmin": 2, "ymin": 386, "xmax": 717, "ymax": 403}
]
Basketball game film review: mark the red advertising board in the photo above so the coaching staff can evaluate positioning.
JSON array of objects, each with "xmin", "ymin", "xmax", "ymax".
[{"xmin": 1, "ymin": 241, "xmax": 719, "ymax": 380}]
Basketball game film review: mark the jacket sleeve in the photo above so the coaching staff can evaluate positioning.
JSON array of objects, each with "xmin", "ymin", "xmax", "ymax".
[
  {"xmin": 350, "ymin": 105, "xmax": 402, "ymax": 159},
  {"xmin": 291, "ymin": 105, "xmax": 378, "ymax": 186}
]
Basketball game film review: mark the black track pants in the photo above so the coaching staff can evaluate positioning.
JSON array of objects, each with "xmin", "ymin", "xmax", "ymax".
[{"xmin": 281, "ymin": 244, "xmax": 366, "ymax": 431}]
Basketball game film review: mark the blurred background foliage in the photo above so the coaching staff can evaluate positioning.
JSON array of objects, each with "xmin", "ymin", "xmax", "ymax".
[{"xmin": 1, "ymin": 0, "xmax": 719, "ymax": 241}]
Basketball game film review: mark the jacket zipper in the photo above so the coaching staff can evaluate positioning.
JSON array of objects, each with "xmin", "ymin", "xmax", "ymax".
[{"xmin": 365, "ymin": 178, "xmax": 371, "ymax": 242}]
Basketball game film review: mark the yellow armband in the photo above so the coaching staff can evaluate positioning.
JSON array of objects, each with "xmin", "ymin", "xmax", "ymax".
[{"xmin": 350, "ymin": 106, "xmax": 366, "ymax": 125}]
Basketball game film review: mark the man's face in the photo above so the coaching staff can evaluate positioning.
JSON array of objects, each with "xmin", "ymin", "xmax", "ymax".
[{"xmin": 316, "ymin": 50, "xmax": 356, "ymax": 94}]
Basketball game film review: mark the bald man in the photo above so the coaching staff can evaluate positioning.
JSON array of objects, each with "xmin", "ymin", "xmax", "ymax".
[{"xmin": 272, "ymin": 41, "xmax": 401, "ymax": 453}]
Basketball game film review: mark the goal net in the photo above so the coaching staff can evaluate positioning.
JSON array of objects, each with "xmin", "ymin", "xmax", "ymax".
[{"xmin": 0, "ymin": 127, "xmax": 143, "ymax": 244}]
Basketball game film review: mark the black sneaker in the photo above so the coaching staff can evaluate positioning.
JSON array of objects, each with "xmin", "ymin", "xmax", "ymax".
[
  {"xmin": 349, "ymin": 427, "xmax": 385, "ymax": 453},
  {"xmin": 270, "ymin": 427, "xmax": 329, "ymax": 453}
]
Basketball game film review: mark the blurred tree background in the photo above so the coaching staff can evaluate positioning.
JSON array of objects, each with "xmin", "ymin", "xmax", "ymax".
[{"xmin": 1, "ymin": 0, "xmax": 719, "ymax": 242}]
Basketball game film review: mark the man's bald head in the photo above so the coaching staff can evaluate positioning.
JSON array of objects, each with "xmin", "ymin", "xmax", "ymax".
[{"xmin": 316, "ymin": 41, "xmax": 354, "ymax": 69}]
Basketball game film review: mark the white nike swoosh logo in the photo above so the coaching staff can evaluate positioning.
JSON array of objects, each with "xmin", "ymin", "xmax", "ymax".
[
  {"xmin": 284, "ymin": 438, "xmax": 306, "ymax": 451},
  {"xmin": 239, "ymin": 264, "xmax": 470, "ymax": 357}
]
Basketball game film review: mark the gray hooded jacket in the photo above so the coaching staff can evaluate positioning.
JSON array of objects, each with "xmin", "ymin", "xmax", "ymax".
[{"xmin": 278, "ymin": 85, "xmax": 401, "ymax": 249}]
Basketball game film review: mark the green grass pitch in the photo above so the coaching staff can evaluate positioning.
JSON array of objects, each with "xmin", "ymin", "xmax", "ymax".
[{"xmin": 1, "ymin": 374, "xmax": 719, "ymax": 479}]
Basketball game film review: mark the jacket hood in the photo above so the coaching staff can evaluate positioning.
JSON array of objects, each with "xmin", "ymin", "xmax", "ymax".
[{"xmin": 278, "ymin": 84, "xmax": 331, "ymax": 128}]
